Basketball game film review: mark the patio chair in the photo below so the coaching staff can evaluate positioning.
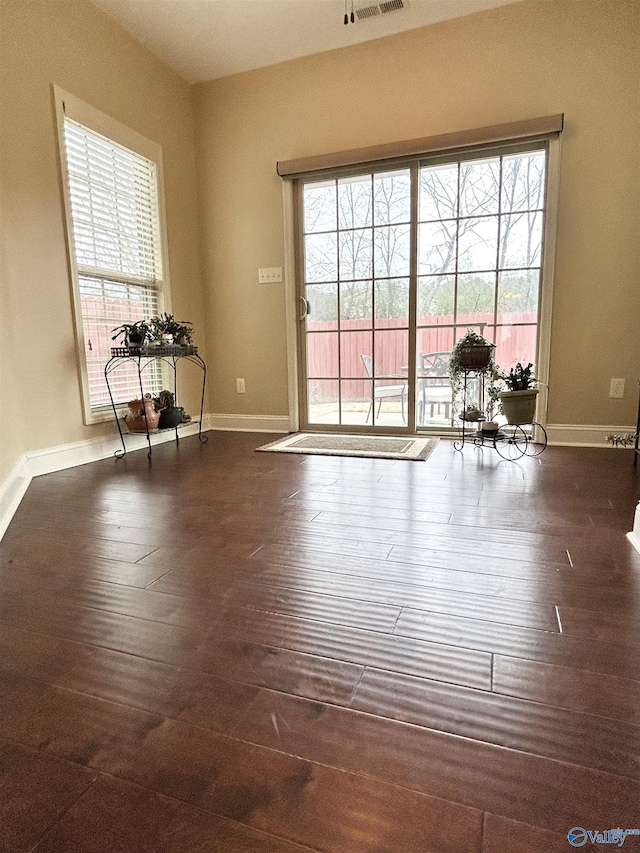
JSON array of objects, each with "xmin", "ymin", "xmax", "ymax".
[
  {"xmin": 418, "ymin": 351, "xmax": 453, "ymax": 424},
  {"xmin": 361, "ymin": 354, "xmax": 407, "ymax": 424}
]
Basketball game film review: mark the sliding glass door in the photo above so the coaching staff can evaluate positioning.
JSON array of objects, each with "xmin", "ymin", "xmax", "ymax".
[{"xmin": 297, "ymin": 144, "xmax": 547, "ymax": 433}]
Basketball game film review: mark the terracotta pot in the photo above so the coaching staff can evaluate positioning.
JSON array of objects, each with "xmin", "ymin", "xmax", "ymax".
[{"xmin": 125, "ymin": 398, "xmax": 160, "ymax": 432}]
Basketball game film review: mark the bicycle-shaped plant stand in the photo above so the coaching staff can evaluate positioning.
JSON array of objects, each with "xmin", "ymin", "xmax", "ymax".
[
  {"xmin": 453, "ymin": 368, "xmax": 547, "ymax": 461},
  {"xmin": 455, "ymin": 421, "xmax": 548, "ymax": 461}
]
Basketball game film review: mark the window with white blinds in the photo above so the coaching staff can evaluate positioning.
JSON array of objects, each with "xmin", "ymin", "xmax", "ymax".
[{"xmin": 58, "ymin": 99, "xmax": 168, "ymax": 420}]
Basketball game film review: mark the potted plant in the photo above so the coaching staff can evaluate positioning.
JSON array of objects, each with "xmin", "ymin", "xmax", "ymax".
[
  {"xmin": 124, "ymin": 393, "xmax": 161, "ymax": 432},
  {"xmin": 479, "ymin": 367, "xmax": 503, "ymax": 433},
  {"xmin": 498, "ymin": 362, "xmax": 539, "ymax": 425},
  {"xmin": 606, "ymin": 432, "xmax": 637, "ymax": 448},
  {"xmin": 461, "ymin": 405, "xmax": 482, "ymax": 422},
  {"xmin": 111, "ymin": 320, "xmax": 150, "ymax": 348},
  {"xmin": 453, "ymin": 329, "xmax": 495, "ymax": 371},
  {"xmin": 449, "ymin": 329, "xmax": 496, "ymax": 417},
  {"xmin": 154, "ymin": 389, "xmax": 185, "ymax": 429},
  {"xmin": 149, "ymin": 314, "xmax": 194, "ymax": 346}
]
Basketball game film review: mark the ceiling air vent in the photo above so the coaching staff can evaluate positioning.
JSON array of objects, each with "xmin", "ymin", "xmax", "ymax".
[
  {"xmin": 355, "ymin": 4, "xmax": 380, "ymax": 20},
  {"xmin": 380, "ymin": 0, "xmax": 405, "ymax": 12},
  {"xmin": 355, "ymin": 0, "xmax": 405, "ymax": 22}
]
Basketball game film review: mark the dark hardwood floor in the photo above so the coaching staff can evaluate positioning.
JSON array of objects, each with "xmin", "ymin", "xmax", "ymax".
[{"xmin": 1, "ymin": 431, "xmax": 640, "ymax": 852}]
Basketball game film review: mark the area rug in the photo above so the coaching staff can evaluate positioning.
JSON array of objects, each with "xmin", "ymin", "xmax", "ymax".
[{"xmin": 257, "ymin": 433, "xmax": 439, "ymax": 462}]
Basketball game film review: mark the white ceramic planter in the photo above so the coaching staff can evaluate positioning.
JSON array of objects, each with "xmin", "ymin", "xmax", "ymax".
[{"xmin": 499, "ymin": 389, "xmax": 539, "ymax": 425}]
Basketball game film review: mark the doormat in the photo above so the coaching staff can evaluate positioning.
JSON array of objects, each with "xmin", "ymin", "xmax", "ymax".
[{"xmin": 257, "ymin": 433, "xmax": 439, "ymax": 462}]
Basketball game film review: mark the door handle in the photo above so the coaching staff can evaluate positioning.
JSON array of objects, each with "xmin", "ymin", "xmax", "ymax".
[{"xmin": 298, "ymin": 296, "xmax": 310, "ymax": 321}]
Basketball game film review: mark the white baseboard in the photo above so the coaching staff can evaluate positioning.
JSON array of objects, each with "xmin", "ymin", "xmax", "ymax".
[
  {"xmin": 0, "ymin": 420, "xmax": 205, "ymax": 540},
  {"xmin": 26, "ymin": 420, "xmax": 204, "ymax": 478},
  {"xmin": 0, "ymin": 414, "xmax": 290, "ymax": 539},
  {"xmin": 627, "ymin": 502, "xmax": 640, "ymax": 556},
  {"xmin": 0, "ymin": 455, "xmax": 31, "ymax": 541},
  {"xmin": 626, "ymin": 531, "xmax": 640, "ymax": 555},
  {"xmin": 207, "ymin": 413, "xmax": 290, "ymax": 433},
  {"xmin": 3, "ymin": 415, "xmax": 631, "ymax": 540},
  {"xmin": 546, "ymin": 423, "xmax": 636, "ymax": 447}
]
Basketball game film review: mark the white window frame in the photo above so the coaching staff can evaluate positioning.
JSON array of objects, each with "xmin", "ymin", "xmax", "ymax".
[{"xmin": 53, "ymin": 86, "xmax": 172, "ymax": 425}]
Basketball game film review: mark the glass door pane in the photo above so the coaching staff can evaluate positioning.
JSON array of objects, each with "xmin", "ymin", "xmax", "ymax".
[
  {"xmin": 302, "ymin": 170, "xmax": 411, "ymax": 429},
  {"xmin": 416, "ymin": 148, "xmax": 546, "ymax": 428}
]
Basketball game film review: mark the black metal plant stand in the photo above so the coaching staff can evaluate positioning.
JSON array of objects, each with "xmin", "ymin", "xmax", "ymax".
[
  {"xmin": 104, "ymin": 345, "xmax": 208, "ymax": 461},
  {"xmin": 453, "ymin": 368, "xmax": 547, "ymax": 460}
]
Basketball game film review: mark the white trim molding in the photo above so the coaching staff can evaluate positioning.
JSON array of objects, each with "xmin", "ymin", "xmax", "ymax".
[
  {"xmin": 0, "ymin": 455, "xmax": 31, "ymax": 541},
  {"xmin": 4, "ymin": 416, "xmax": 630, "ymax": 541},
  {"xmin": 53, "ymin": 85, "xmax": 172, "ymax": 426},
  {"xmin": 0, "ymin": 421, "xmax": 205, "ymax": 541},
  {"xmin": 0, "ymin": 415, "xmax": 292, "ymax": 539},
  {"xmin": 627, "ymin": 502, "xmax": 640, "ymax": 556},
  {"xmin": 546, "ymin": 423, "xmax": 636, "ymax": 447},
  {"xmin": 535, "ymin": 134, "xmax": 561, "ymax": 429},
  {"xmin": 282, "ymin": 181, "xmax": 300, "ymax": 433},
  {"xmin": 207, "ymin": 414, "xmax": 290, "ymax": 433}
]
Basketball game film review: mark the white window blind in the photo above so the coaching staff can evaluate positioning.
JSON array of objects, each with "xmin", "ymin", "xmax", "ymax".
[{"xmin": 63, "ymin": 117, "xmax": 164, "ymax": 409}]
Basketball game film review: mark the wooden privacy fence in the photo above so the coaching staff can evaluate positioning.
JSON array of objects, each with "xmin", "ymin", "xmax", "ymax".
[{"xmin": 307, "ymin": 313, "xmax": 537, "ymax": 401}]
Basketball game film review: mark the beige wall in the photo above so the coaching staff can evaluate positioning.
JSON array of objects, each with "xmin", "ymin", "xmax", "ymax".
[
  {"xmin": 0, "ymin": 0, "xmax": 207, "ymax": 483},
  {"xmin": 193, "ymin": 0, "xmax": 640, "ymax": 426}
]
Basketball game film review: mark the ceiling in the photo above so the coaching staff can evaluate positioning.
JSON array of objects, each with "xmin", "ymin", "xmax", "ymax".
[{"xmin": 89, "ymin": 0, "xmax": 523, "ymax": 84}]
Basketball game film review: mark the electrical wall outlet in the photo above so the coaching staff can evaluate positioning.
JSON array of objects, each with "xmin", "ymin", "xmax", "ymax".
[
  {"xmin": 609, "ymin": 378, "xmax": 625, "ymax": 399},
  {"xmin": 258, "ymin": 267, "xmax": 283, "ymax": 284},
  {"xmin": 236, "ymin": 378, "xmax": 246, "ymax": 394}
]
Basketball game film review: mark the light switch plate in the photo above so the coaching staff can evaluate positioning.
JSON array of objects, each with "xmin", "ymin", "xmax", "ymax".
[{"xmin": 258, "ymin": 267, "xmax": 283, "ymax": 284}]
